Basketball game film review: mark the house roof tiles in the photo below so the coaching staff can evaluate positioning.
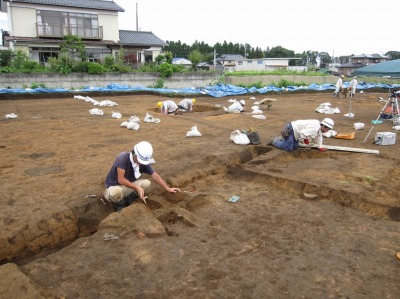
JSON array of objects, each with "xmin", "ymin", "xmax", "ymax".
[
  {"xmin": 119, "ymin": 30, "xmax": 167, "ymax": 47},
  {"xmin": 351, "ymin": 53, "xmax": 390, "ymax": 59},
  {"xmin": 5, "ymin": 0, "xmax": 125, "ymax": 12}
]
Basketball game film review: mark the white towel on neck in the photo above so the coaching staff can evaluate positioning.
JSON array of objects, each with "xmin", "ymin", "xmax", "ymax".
[{"xmin": 129, "ymin": 152, "xmax": 141, "ymax": 179}]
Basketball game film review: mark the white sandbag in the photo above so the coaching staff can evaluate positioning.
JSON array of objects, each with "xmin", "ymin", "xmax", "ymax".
[
  {"xmin": 230, "ymin": 130, "xmax": 250, "ymax": 145},
  {"xmin": 251, "ymin": 105, "xmax": 260, "ymax": 111},
  {"xmin": 111, "ymin": 111, "xmax": 122, "ymax": 119},
  {"xmin": 144, "ymin": 113, "xmax": 161, "ymax": 123},
  {"xmin": 186, "ymin": 126, "xmax": 202, "ymax": 137},
  {"xmin": 315, "ymin": 106, "xmax": 340, "ymax": 114},
  {"xmin": 252, "ymin": 110, "xmax": 263, "ymax": 115},
  {"xmin": 99, "ymin": 99, "xmax": 118, "ymax": 107},
  {"xmin": 74, "ymin": 95, "xmax": 85, "ymax": 100},
  {"xmin": 320, "ymin": 102, "xmax": 331, "ymax": 107},
  {"xmin": 354, "ymin": 123, "xmax": 365, "ymax": 130},
  {"xmin": 89, "ymin": 108, "xmax": 103, "ymax": 115},
  {"xmin": 85, "ymin": 96, "xmax": 96, "ymax": 103},
  {"xmin": 120, "ymin": 121, "xmax": 129, "ymax": 127},
  {"xmin": 129, "ymin": 115, "xmax": 140, "ymax": 123},
  {"xmin": 223, "ymin": 106, "xmax": 241, "ymax": 114},
  {"xmin": 252, "ymin": 115, "xmax": 267, "ymax": 120},
  {"xmin": 127, "ymin": 122, "xmax": 140, "ymax": 130},
  {"xmin": 5, "ymin": 113, "xmax": 17, "ymax": 119}
]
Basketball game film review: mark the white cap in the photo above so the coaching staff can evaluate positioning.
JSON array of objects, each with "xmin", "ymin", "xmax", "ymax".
[
  {"xmin": 133, "ymin": 141, "xmax": 153, "ymax": 165},
  {"xmin": 321, "ymin": 118, "xmax": 334, "ymax": 129},
  {"xmin": 239, "ymin": 100, "xmax": 245, "ymax": 106}
]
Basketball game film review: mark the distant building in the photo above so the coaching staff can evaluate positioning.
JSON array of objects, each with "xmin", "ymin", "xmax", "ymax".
[
  {"xmin": 172, "ymin": 57, "xmax": 192, "ymax": 68},
  {"xmin": 216, "ymin": 54, "xmax": 302, "ymax": 72},
  {"xmin": 337, "ymin": 53, "xmax": 390, "ymax": 76}
]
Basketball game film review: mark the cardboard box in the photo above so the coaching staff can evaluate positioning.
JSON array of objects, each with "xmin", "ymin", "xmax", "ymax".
[{"xmin": 374, "ymin": 132, "xmax": 396, "ymax": 145}]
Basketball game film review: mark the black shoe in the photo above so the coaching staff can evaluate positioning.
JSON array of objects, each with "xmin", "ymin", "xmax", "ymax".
[
  {"xmin": 125, "ymin": 191, "xmax": 139, "ymax": 206},
  {"xmin": 115, "ymin": 192, "xmax": 139, "ymax": 211}
]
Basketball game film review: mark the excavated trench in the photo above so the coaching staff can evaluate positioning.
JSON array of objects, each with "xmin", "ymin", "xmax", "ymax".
[{"xmin": 8, "ymin": 144, "xmax": 400, "ymax": 266}]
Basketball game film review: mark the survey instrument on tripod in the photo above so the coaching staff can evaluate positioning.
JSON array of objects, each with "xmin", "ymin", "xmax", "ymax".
[{"xmin": 363, "ymin": 88, "xmax": 400, "ymax": 144}]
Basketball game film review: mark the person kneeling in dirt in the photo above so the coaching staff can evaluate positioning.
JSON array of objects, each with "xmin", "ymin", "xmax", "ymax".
[
  {"xmin": 267, "ymin": 118, "xmax": 334, "ymax": 152},
  {"xmin": 223, "ymin": 99, "xmax": 245, "ymax": 113},
  {"xmin": 158, "ymin": 100, "xmax": 181, "ymax": 115},
  {"xmin": 178, "ymin": 98, "xmax": 196, "ymax": 112},
  {"xmin": 104, "ymin": 141, "xmax": 180, "ymax": 211}
]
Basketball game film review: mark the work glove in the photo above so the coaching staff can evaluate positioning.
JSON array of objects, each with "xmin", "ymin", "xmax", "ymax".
[
  {"xmin": 304, "ymin": 139, "xmax": 309, "ymax": 145},
  {"xmin": 318, "ymin": 148, "xmax": 327, "ymax": 152}
]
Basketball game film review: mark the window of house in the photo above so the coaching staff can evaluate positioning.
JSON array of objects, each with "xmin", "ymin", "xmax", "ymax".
[
  {"xmin": 258, "ymin": 60, "xmax": 263, "ymax": 64},
  {"xmin": 37, "ymin": 10, "xmax": 99, "ymax": 38},
  {"xmin": 247, "ymin": 60, "xmax": 253, "ymax": 64},
  {"xmin": 85, "ymin": 48, "xmax": 111, "ymax": 63},
  {"xmin": 31, "ymin": 47, "xmax": 59, "ymax": 65},
  {"xmin": 238, "ymin": 61, "xmax": 243, "ymax": 65}
]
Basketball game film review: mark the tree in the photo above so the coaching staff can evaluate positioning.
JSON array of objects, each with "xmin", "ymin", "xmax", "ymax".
[
  {"xmin": 11, "ymin": 49, "xmax": 31, "ymax": 70},
  {"xmin": 385, "ymin": 51, "xmax": 400, "ymax": 60},
  {"xmin": 164, "ymin": 51, "xmax": 173, "ymax": 64},
  {"xmin": 265, "ymin": 46, "xmax": 295, "ymax": 58},
  {"xmin": 188, "ymin": 50, "xmax": 203, "ymax": 70},
  {"xmin": 319, "ymin": 52, "xmax": 331, "ymax": 66},
  {"xmin": 0, "ymin": 49, "xmax": 14, "ymax": 67},
  {"xmin": 60, "ymin": 34, "xmax": 86, "ymax": 61}
]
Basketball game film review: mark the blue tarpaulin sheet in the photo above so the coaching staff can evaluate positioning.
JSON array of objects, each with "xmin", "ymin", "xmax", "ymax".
[{"xmin": 0, "ymin": 82, "xmax": 399, "ymax": 98}]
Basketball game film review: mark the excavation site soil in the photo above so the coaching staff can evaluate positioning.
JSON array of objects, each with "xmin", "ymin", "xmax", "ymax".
[{"xmin": 0, "ymin": 90, "xmax": 399, "ymax": 298}]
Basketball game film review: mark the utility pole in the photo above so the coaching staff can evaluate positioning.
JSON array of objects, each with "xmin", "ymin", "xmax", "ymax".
[
  {"xmin": 213, "ymin": 49, "xmax": 216, "ymax": 67},
  {"xmin": 136, "ymin": 3, "xmax": 138, "ymax": 31}
]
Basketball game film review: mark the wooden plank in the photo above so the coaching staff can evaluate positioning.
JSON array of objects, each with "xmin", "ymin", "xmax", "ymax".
[{"xmin": 300, "ymin": 144, "xmax": 379, "ymax": 154}]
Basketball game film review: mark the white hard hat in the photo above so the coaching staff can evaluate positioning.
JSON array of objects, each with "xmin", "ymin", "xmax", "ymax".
[
  {"xmin": 239, "ymin": 100, "xmax": 245, "ymax": 106},
  {"xmin": 321, "ymin": 118, "xmax": 334, "ymax": 129},
  {"xmin": 133, "ymin": 141, "xmax": 153, "ymax": 165}
]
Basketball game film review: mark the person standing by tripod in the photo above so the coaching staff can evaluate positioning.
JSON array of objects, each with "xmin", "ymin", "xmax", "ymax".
[{"xmin": 348, "ymin": 76, "xmax": 358, "ymax": 98}]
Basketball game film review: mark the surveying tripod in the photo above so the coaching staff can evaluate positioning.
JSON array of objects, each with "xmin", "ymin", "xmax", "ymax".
[{"xmin": 363, "ymin": 88, "xmax": 400, "ymax": 143}]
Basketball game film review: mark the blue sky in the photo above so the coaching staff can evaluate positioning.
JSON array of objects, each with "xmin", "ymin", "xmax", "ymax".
[{"xmin": 1, "ymin": 0, "xmax": 397, "ymax": 57}]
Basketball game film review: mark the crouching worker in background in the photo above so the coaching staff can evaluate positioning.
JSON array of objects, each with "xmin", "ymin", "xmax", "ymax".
[
  {"xmin": 267, "ymin": 118, "xmax": 334, "ymax": 152},
  {"xmin": 178, "ymin": 98, "xmax": 196, "ymax": 112},
  {"xmin": 158, "ymin": 100, "xmax": 181, "ymax": 115},
  {"xmin": 104, "ymin": 141, "xmax": 180, "ymax": 211}
]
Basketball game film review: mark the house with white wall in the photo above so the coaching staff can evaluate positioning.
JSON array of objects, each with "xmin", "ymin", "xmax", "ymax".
[
  {"xmin": 216, "ymin": 54, "xmax": 303, "ymax": 72},
  {"xmin": 0, "ymin": 0, "xmax": 166, "ymax": 65},
  {"xmin": 172, "ymin": 57, "xmax": 192, "ymax": 68}
]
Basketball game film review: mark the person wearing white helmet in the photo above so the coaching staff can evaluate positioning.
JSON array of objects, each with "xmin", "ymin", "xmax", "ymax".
[
  {"xmin": 178, "ymin": 98, "xmax": 196, "ymax": 112},
  {"xmin": 333, "ymin": 74, "xmax": 345, "ymax": 98},
  {"xmin": 267, "ymin": 118, "xmax": 334, "ymax": 152},
  {"xmin": 104, "ymin": 141, "xmax": 180, "ymax": 210},
  {"xmin": 348, "ymin": 76, "xmax": 358, "ymax": 99},
  {"xmin": 223, "ymin": 99, "xmax": 245, "ymax": 113}
]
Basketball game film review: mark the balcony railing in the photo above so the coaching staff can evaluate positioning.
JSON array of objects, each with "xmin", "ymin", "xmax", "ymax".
[{"xmin": 36, "ymin": 23, "xmax": 103, "ymax": 40}]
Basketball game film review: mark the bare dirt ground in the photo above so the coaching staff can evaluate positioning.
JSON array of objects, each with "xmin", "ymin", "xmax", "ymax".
[{"xmin": 0, "ymin": 90, "xmax": 399, "ymax": 298}]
